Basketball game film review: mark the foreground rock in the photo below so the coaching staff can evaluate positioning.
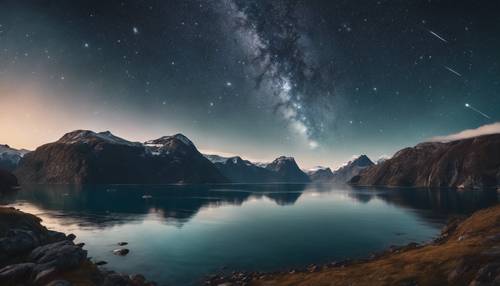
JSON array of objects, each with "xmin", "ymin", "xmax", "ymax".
[
  {"xmin": 206, "ymin": 204, "xmax": 500, "ymax": 286},
  {"xmin": 0, "ymin": 207, "xmax": 155, "ymax": 286},
  {"xmin": 15, "ymin": 130, "xmax": 227, "ymax": 184},
  {"xmin": 351, "ymin": 134, "xmax": 500, "ymax": 188}
]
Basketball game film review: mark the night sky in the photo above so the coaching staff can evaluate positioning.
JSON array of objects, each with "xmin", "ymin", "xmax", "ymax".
[{"xmin": 1, "ymin": 0, "xmax": 499, "ymax": 168}]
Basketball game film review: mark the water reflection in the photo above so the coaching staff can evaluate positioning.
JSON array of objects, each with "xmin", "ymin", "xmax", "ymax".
[
  {"xmin": 2, "ymin": 184, "xmax": 498, "ymax": 228},
  {"xmin": 2, "ymin": 184, "xmax": 498, "ymax": 286}
]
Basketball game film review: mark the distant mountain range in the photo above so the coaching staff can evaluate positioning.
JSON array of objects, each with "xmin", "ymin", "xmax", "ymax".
[
  {"xmin": 305, "ymin": 155, "xmax": 375, "ymax": 184},
  {"xmin": 14, "ymin": 130, "xmax": 226, "ymax": 184},
  {"xmin": 4, "ymin": 130, "xmax": 500, "ymax": 188},
  {"xmin": 351, "ymin": 134, "xmax": 500, "ymax": 189},
  {"xmin": 205, "ymin": 155, "xmax": 310, "ymax": 183},
  {"xmin": 0, "ymin": 144, "xmax": 30, "ymax": 172}
]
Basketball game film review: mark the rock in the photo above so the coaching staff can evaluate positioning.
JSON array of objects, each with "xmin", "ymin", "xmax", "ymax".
[
  {"xmin": 447, "ymin": 258, "xmax": 469, "ymax": 282},
  {"xmin": 0, "ymin": 229, "xmax": 41, "ymax": 259},
  {"xmin": 95, "ymin": 260, "xmax": 108, "ymax": 266},
  {"xmin": 471, "ymin": 263, "xmax": 500, "ymax": 284},
  {"xmin": 66, "ymin": 233, "xmax": 76, "ymax": 241},
  {"xmin": 46, "ymin": 231, "xmax": 67, "ymax": 242},
  {"xmin": 45, "ymin": 280, "xmax": 72, "ymax": 286},
  {"xmin": 113, "ymin": 248, "xmax": 130, "ymax": 256},
  {"xmin": 117, "ymin": 242, "xmax": 128, "ymax": 246},
  {"xmin": 0, "ymin": 263, "xmax": 35, "ymax": 285},
  {"xmin": 30, "ymin": 240, "xmax": 87, "ymax": 272},
  {"xmin": 103, "ymin": 273, "xmax": 130, "ymax": 286},
  {"xmin": 33, "ymin": 267, "xmax": 58, "ymax": 285},
  {"xmin": 130, "ymin": 273, "xmax": 146, "ymax": 284}
]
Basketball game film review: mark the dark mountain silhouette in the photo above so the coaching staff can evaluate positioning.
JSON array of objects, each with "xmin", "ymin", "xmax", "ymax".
[
  {"xmin": 351, "ymin": 134, "xmax": 500, "ymax": 188},
  {"xmin": 14, "ymin": 130, "xmax": 227, "ymax": 184}
]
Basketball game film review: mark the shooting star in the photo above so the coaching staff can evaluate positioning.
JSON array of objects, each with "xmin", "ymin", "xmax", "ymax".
[
  {"xmin": 444, "ymin": 66, "xmax": 462, "ymax": 77},
  {"xmin": 465, "ymin": 103, "xmax": 491, "ymax": 119},
  {"xmin": 427, "ymin": 29, "xmax": 448, "ymax": 43}
]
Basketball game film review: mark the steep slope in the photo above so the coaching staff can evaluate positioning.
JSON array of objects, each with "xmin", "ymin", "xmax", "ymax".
[
  {"xmin": 351, "ymin": 134, "xmax": 500, "ymax": 188},
  {"xmin": 307, "ymin": 167, "xmax": 335, "ymax": 182},
  {"xmin": 0, "ymin": 145, "xmax": 30, "ymax": 172},
  {"xmin": 0, "ymin": 169, "xmax": 18, "ymax": 192},
  {"xmin": 213, "ymin": 156, "xmax": 278, "ymax": 183},
  {"xmin": 331, "ymin": 155, "xmax": 374, "ymax": 184},
  {"xmin": 14, "ymin": 130, "xmax": 227, "ymax": 184},
  {"xmin": 265, "ymin": 156, "xmax": 310, "ymax": 183},
  {"xmin": 143, "ymin": 134, "xmax": 227, "ymax": 184}
]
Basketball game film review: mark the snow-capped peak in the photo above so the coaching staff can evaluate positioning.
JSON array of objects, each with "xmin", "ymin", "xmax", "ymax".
[
  {"xmin": 0, "ymin": 144, "xmax": 30, "ymax": 166},
  {"xmin": 144, "ymin": 133, "xmax": 194, "ymax": 147},
  {"xmin": 58, "ymin": 130, "xmax": 141, "ymax": 146}
]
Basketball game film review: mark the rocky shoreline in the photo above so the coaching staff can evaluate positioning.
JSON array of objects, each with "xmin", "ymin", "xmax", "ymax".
[
  {"xmin": 0, "ymin": 207, "xmax": 156, "ymax": 286},
  {"xmin": 206, "ymin": 205, "xmax": 500, "ymax": 286}
]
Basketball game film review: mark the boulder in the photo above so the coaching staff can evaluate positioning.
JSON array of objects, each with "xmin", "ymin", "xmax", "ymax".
[
  {"xmin": 113, "ymin": 248, "xmax": 130, "ymax": 256},
  {"xmin": 0, "ymin": 262, "xmax": 36, "ymax": 285},
  {"xmin": 45, "ymin": 280, "xmax": 72, "ymax": 286},
  {"xmin": 30, "ymin": 240, "xmax": 87, "ymax": 272}
]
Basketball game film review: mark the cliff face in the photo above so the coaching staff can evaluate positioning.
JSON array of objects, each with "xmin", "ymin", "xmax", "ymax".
[
  {"xmin": 0, "ymin": 170, "xmax": 18, "ymax": 192},
  {"xmin": 351, "ymin": 134, "xmax": 500, "ymax": 188},
  {"xmin": 14, "ymin": 130, "xmax": 227, "ymax": 184},
  {"xmin": 330, "ymin": 155, "xmax": 374, "ymax": 184}
]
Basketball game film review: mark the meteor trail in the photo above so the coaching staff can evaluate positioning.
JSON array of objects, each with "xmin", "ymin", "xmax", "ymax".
[
  {"xmin": 444, "ymin": 66, "xmax": 462, "ymax": 77},
  {"xmin": 427, "ymin": 29, "xmax": 448, "ymax": 43},
  {"xmin": 465, "ymin": 103, "xmax": 491, "ymax": 119}
]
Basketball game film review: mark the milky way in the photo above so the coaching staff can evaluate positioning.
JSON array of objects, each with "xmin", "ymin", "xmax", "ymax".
[
  {"xmin": 1, "ymin": 0, "xmax": 500, "ymax": 168},
  {"xmin": 214, "ymin": 0, "xmax": 337, "ymax": 148}
]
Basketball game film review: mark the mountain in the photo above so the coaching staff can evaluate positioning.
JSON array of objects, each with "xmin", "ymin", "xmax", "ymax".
[
  {"xmin": 14, "ymin": 130, "xmax": 227, "ymax": 184},
  {"xmin": 0, "ymin": 144, "xmax": 30, "ymax": 171},
  {"xmin": 143, "ymin": 134, "xmax": 227, "ymax": 183},
  {"xmin": 204, "ymin": 154, "xmax": 231, "ymax": 164},
  {"xmin": 351, "ymin": 134, "xmax": 500, "ymax": 188},
  {"xmin": 307, "ymin": 167, "xmax": 335, "ymax": 182},
  {"xmin": 0, "ymin": 169, "xmax": 18, "ymax": 192},
  {"xmin": 206, "ymin": 154, "xmax": 310, "ymax": 183},
  {"xmin": 212, "ymin": 156, "xmax": 278, "ymax": 183},
  {"xmin": 265, "ymin": 156, "xmax": 310, "ymax": 183},
  {"xmin": 330, "ymin": 155, "xmax": 374, "ymax": 184}
]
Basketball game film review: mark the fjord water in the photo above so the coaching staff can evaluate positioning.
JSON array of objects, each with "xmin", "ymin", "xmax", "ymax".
[{"xmin": 3, "ymin": 184, "xmax": 498, "ymax": 285}]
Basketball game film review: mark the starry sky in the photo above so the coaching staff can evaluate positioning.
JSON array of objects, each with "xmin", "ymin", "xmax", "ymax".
[{"xmin": 0, "ymin": 0, "xmax": 499, "ymax": 169}]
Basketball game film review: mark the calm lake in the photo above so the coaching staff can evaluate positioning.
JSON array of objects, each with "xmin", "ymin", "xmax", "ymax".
[{"xmin": 2, "ymin": 184, "xmax": 498, "ymax": 285}]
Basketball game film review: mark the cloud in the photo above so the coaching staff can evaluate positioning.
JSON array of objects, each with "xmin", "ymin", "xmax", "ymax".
[{"xmin": 429, "ymin": 122, "xmax": 500, "ymax": 142}]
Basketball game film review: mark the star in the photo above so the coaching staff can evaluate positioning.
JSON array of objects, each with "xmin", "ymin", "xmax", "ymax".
[
  {"xmin": 226, "ymin": 81, "xmax": 232, "ymax": 87},
  {"xmin": 84, "ymin": 43, "xmax": 89, "ymax": 48},
  {"xmin": 132, "ymin": 27, "xmax": 139, "ymax": 34}
]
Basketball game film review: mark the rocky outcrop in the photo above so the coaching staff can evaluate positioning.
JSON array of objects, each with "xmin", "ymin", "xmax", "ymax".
[
  {"xmin": 14, "ymin": 130, "xmax": 227, "ymax": 184},
  {"xmin": 351, "ymin": 134, "xmax": 500, "ymax": 188},
  {"xmin": 330, "ymin": 155, "xmax": 374, "ymax": 184},
  {"xmin": 0, "ymin": 207, "xmax": 155, "ymax": 286},
  {"xmin": 213, "ymin": 156, "xmax": 280, "ymax": 183}
]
